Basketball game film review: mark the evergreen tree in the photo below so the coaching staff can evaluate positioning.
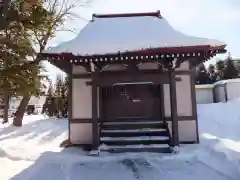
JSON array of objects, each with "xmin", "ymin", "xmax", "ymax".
[
  {"xmin": 0, "ymin": 0, "xmax": 45, "ymax": 124},
  {"xmin": 62, "ymin": 75, "xmax": 69, "ymax": 118},
  {"xmin": 223, "ymin": 56, "xmax": 238, "ymax": 79},
  {"xmin": 15, "ymin": 0, "xmax": 89, "ymax": 125},
  {"xmin": 54, "ymin": 75, "xmax": 64, "ymax": 117},
  {"xmin": 0, "ymin": 0, "xmax": 13, "ymax": 29},
  {"xmin": 215, "ymin": 60, "xmax": 225, "ymax": 80},
  {"xmin": 196, "ymin": 63, "xmax": 210, "ymax": 84},
  {"xmin": 233, "ymin": 59, "xmax": 240, "ymax": 74},
  {"xmin": 207, "ymin": 64, "xmax": 218, "ymax": 83},
  {"xmin": 42, "ymin": 80, "xmax": 55, "ymax": 116}
]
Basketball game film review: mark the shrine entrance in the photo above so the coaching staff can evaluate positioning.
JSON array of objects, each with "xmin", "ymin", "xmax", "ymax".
[{"xmin": 101, "ymin": 83, "xmax": 161, "ymax": 120}]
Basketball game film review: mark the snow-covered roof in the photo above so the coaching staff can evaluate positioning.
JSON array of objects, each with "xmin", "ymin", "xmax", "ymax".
[{"xmin": 44, "ymin": 12, "xmax": 226, "ymax": 56}]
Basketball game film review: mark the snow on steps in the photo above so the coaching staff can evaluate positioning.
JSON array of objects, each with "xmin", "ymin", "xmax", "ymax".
[
  {"xmin": 103, "ymin": 121, "xmax": 165, "ymax": 125},
  {"xmin": 101, "ymin": 136, "xmax": 169, "ymax": 141},
  {"xmin": 101, "ymin": 121, "xmax": 166, "ymax": 130},
  {"xmin": 102, "ymin": 128, "xmax": 166, "ymax": 132},
  {"xmin": 100, "ymin": 136, "xmax": 170, "ymax": 146},
  {"xmin": 101, "ymin": 128, "xmax": 168, "ymax": 137},
  {"xmin": 100, "ymin": 120, "xmax": 171, "ymax": 153},
  {"xmin": 99, "ymin": 144, "xmax": 172, "ymax": 153}
]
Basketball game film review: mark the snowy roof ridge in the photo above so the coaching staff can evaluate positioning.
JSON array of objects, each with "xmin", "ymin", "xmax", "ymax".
[{"xmin": 92, "ymin": 10, "xmax": 162, "ymax": 19}]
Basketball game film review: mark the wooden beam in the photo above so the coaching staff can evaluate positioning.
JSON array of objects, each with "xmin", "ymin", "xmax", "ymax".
[
  {"xmin": 70, "ymin": 116, "xmax": 197, "ymax": 123},
  {"xmin": 189, "ymin": 67, "xmax": 199, "ymax": 143},
  {"xmin": 99, "ymin": 87, "xmax": 103, "ymax": 124},
  {"xmin": 91, "ymin": 72, "xmax": 99, "ymax": 150},
  {"xmin": 96, "ymin": 72, "xmax": 170, "ymax": 86},
  {"xmin": 51, "ymin": 60, "xmax": 71, "ymax": 74},
  {"xmin": 86, "ymin": 77, "xmax": 181, "ymax": 87},
  {"xmin": 169, "ymin": 70, "xmax": 179, "ymax": 147}
]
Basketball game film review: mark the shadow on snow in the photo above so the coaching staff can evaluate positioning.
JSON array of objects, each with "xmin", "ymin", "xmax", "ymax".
[
  {"xmin": 0, "ymin": 118, "xmax": 67, "ymax": 143},
  {"xmin": 10, "ymin": 140, "xmax": 240, "ymax": 180}
]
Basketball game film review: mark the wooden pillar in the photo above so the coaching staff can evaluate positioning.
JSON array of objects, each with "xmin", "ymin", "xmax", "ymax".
[
  {"xmin": 169, "ymin": 69, "xmax": 179, "ymax": 146},
  {"xmin": 68, "ymin": 68, "xmax": 73, "ymax": 141},
  {"xmin": 99, "ymin": 87, "xmax": 103, "ymax": 123},
  {"xmin": 91, "ymin": 72, "xmax": 99, "ymax": 150}
]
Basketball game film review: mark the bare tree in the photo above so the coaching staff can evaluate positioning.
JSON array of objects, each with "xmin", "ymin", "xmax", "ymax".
[{"xmin": 13, "ymin": 0, "xmax": 91, "ymax": 126}]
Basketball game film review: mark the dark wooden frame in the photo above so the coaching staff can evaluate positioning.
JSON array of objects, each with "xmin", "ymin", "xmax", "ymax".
[
  {"xmin": 68, "ymin": 64, "xmax": 200, "ymax": 149},
  {"xmin": 91, "ymin": 72, "xmax": 99, "ymax": 150},
  {"xmin": 95, "ymin": 72, "xmax": 170, "ymax": 86},
  {"xmin": 189, "ymin": 66, "xmax": 199, "ymax": 143},
  {"xmin": 66, "ymin": 60, "xmax": 205, "ymax": 151},
  {"xmin": 68, "ymin": 66, "xmax": 73, "ymax": 141},
  {"xmin": 168, "ymin": 69, "xmax": 179, "ymax": 146},
  {"xmin": 86, "ymin": 60, "xmax": 183, "ymax": 149},
  {"xmin": 70, "ymin": 116, "xmax": 197, "ymax": 123}
]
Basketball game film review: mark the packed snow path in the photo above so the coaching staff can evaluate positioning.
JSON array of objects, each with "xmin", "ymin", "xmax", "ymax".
[
  {"xmin": 1, "ymin": 100, "xmax": 240, "ymax": 180},
  {"xmin": 10, "ymin": 151, "xmax": 236, "ymax": 180}
]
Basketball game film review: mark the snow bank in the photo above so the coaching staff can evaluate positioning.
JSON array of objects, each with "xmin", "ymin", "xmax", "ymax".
[
  {"xmin": 196, "ymin": 100, "xmax": 240, "ymax": 178},
  {"xmin": 213, "ymin": 78, "xmax": 240, "ymax": 86},
  {"xmin": 198, "ymin": 101, "xmax": 240, "ymax": 141},
  {"xmin": 0, "ymin": 115, "xmax": 68, "ymax": 160},
  {"xmin": 195, "ymin": 84, "xmax": 214, "ymax": 89}
]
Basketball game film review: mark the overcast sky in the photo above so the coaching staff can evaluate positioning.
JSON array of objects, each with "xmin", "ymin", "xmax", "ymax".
[{"xmin": 46, "ymin": 0, "xmax": 240, "ymax": 80}]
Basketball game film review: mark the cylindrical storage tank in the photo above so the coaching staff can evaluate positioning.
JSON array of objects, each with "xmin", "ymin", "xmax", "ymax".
[
  {"xmin": 195, "ymin": 84, "xmax": 214, "ymax": 104},
  {"xmin": 214, "ymin": 79, "xmax": 240, "ymax": 102}
]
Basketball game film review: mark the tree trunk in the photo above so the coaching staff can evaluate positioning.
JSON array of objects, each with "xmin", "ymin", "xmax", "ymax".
[
  {"xmin": 2, "ymin": 50, "xmax": 9, "ymax": 124},
  {"xmin": 2, "ymin": 92, "xmax": 9, "ymax": 124},
  {"xmin": 13, "ymin": 94, "xmax": 31, "ymax": 127}
]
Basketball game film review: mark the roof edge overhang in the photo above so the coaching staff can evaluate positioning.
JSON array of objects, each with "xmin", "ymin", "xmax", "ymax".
[
  {"xmin": 40, "ymin": 44, "xmax": 227, "ymax": 59},
  {"xmin": 39, "ymin": 44, "xmax": 227, "ymax": 71}
]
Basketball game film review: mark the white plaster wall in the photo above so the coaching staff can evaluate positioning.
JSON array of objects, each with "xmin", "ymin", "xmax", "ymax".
[
  {"xmin": 164, "ymin": 74, "xmax": 192, "ymax": 117},
  {"xmin": 72, "ymin": 61, "xmax": 189, "ymax": 74},
  {"xmin": 102, "ymin": 64, "xmax": 126, "ymax": 71},
  {"xmin": 195, "ymin": 88, "xmax": 213, "ymax": 104},
  {"xmin": 72, "ymin": 65, "xmax": 87, "ymax": 74},
  {"xmin": 226, "ymin": 82, "xmax": 240, "ymax": 101},
  {"xmin": 72, "ymin": 79, "xmax": 92, "ymax": 118},
  {"xmin": 70, "ymin": 123, "xmax": 100, "ymax": 144},
  {"xmin": 214, "ymin": 86, "xmax": 226, "ymax": 102},
  {"xmin": 70, "ymin": 123, "xmax": 92, "ymax": 144},
  {"xmin": 138, "ymin": 62, "xmax": 158, "ymax": 70},
  {"xmin": 137, "ymin": 61, "xmax": 189, "ymax": 71},
  {"xmin": 168, "ymin": 121, "xmax": 198, "ymax": 142},
  {"xmin": 175, "ymin": 61, "xmax": 189, "ymax": 71}
]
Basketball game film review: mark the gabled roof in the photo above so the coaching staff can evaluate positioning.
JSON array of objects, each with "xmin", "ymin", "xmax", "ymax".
[{"xmin": 44, "ymin": 11, "xmax": 226, "ymax": 56}]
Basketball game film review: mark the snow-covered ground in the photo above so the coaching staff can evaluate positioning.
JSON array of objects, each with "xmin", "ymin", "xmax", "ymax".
[{"xmin": 0, "ymin": 101, "xmax": 240, "ymax": 180}]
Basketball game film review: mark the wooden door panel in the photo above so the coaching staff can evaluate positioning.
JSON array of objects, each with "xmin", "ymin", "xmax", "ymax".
[{"xmin": 102, "ymin": 84, "xmax": 160, "ymax": 119}]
